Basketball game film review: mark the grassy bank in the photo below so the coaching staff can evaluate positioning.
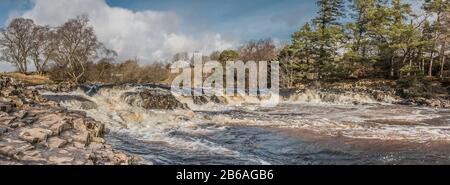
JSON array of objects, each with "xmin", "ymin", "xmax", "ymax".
[{"xmin": 0, "ymin": 72, "xmax": 53, "ymax": 86}]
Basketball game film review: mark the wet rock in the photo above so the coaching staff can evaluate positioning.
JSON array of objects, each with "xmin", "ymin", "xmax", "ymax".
[
  {"xmin": 91, "ymin": 122, "xmax": 105, "ymax": 138},
  {"xmin": 73, "ymin": 141, "xmax": 87, "ymax": 149},
  {"xmin": 0, "ymin": 126, "xmax": 9, "ymax": 136},
  {"xmin": 49, "ymin": 121, "xmax": 72, "ymax": 135},
  {"xmin": 0, "ymin": 145, "xmax": 19, "ymax": 158},
  {"xmin": 20, "ymin": 150, "xmax": 45, "ymax": 162},
  {"xmin": 67, "ymin": 110, "xmax": 87, "ymax": 118},
  {"xmin": 210, "ymin": 95, "xmax": 228, "ymax": 104},
  {"xmin": 19, "ymin": 128, "xmax": 52, "ymax": 144},
  {"xmin": 123, "ymin": 88, "xmax": 188, "ymax": 110},
  {"xmin": 0, "ymin": 102, "xmax": 13, "ymax": 113},
  {"xmin": 0, "ymin": 77, "xmax": 139, "ymax": 165},
  {"xmin": 72, "ymin": 118, "xmax": 87, "ymax": 131},
  {"xmin": 92, "ymin": 137, "xmax": 105, "ymax": 144},
  {"xmin": 43, "ymin": 82, "xmax": 78, "ymax": 93},
  {"xmin": 46, "ymin": 137, "xmax": 68, "ymax": 148},
  {"xmin": 192, "ymin": 96, "xmax": 209, "ymax": 105},
  {"xmin": 0, "ymin": 115, "xmax": 17, "ymax": 126},
  {"xmin": 88, "ymin": 142, "xmax": 105, "ymax": 150},
  {"xmin": 21, "ymin": 117, "xmax": 37, "ymax": 125},
  {"xmin": 43, "ymin": 95, "xmax": 98, "ymax": 110},
  {"xmin": 72, "ymin": 132, "xmax": 91, "ymax": 146},
  {"xmin": 0, "ymin": 141, "xmax": 34, "ymax": 159},
  {"xmin": 9, "ymin": 122, "xmax": 27, "ymax": 129},
  {"xmin": 48, "ymin": 156, "xmax": 74, "ymax": 165},
  {"xmin": 113, "ymin": 153, "xmax": 130, "ymax": 164},
  {"xmin": 80, "ymin": 101, "xmax": 98, "ymax": 110},
  {"xmin": 15, "ymin": 110, "xmax": 29, "ymax": 119},
  {"xmin": 39, "ymin": 114, "xmax": 64, "ymax": 124}
]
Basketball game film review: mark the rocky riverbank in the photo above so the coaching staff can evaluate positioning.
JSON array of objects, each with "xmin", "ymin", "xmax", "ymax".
[
  {"xmin": 300, "ymin": 79, "xmax": 450, "ymax": 108},
  {"xmin": 0, "ymin": 77, "xmax": 139, "ymax": 165}
]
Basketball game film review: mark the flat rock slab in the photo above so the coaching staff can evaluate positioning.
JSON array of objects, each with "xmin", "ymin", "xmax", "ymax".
[
  {"xmin": 0, "ymin": 76, "xmax": 140, "ymax": 165},
  {"xmin": 19, "ymin": 128, "xmax": 52, "ymax": 144},
  {"xmin": 47, "ymin": 137, "xmax": 68, "ymax": 148}
]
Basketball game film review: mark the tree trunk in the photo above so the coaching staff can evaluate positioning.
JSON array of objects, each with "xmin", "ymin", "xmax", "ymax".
[
  {"xmin": 429, "ymin": 51, "xmax": 434, "ymax": 77},
  {"xmin": 390, "ymin": 56, "xmax": 395, "ymax": 78},
  {"xmin": 440, "ymin": 42, "xmax": 447, "ymax": 78},
  {"xmin": 17, "ymin": 58, "xmax": 27, "ymax": 74},
  {"xmin": 408, "ymin": 58, "xmax": 412, "ymax": 76}
]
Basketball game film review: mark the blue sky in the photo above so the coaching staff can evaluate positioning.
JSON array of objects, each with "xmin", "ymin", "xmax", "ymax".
[
  {"xmin": 0, "ymin": 0, "xmax": 423, "ymax": 72},
  {"xmin": 0, "ymin": 0, "xmax": 32, "ymax": 25},
  {"xmin": 1, "ymin": 0, "xmax": 317, "ymax": 42},
  {"xmin": 105, "ymin": 0, "xmax": 317, "ymax": 41},
  {"xmin": 0, "ymin": 0, "xmax": 318, "ymax": 71}
]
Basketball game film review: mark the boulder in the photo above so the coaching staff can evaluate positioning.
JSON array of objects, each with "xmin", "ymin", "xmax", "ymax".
[
  {"xmin": 122, "ymin": 88, "xmax": 188, "ymax": 110},
  {"xmin": 49, "ymin": 121, "xmax": 72, "ymax": 135},
  {"xmin": 0, "ymin": 76, "xmax": 139, "ymax": 165},
  {"xmin": 19, "ymin": 128, "xmax": 53, "ymax": 144},
  {"xmin": 72, "ymin": 132, "xmax": 91, "ymax": 146},
  {"xmin": 72, "ymin": 118, "xmax": 87, "ymax": 131},
  {"xmin": 91, "ymin": 122, "xmax": 105, "ymax": 137},
  {"xmin": 192, "ymin": 96, "xmax": 209, "ymax": 105},
  {"xmin": 46, "ymin": 137, "xmax": 68, "ymax": 148}
]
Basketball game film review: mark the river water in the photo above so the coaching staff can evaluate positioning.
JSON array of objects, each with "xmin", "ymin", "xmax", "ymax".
[{"xmin": 43, "ymin": 87, "xmax": 450, "ymax": 165}]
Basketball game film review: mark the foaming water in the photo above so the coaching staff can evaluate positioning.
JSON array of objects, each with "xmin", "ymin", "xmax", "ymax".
[
  {"xmin": 283, "ymin": 90, "xmax": 398, "ymax": 105},
  {"xmin": 43, "ymin": 86, "xmax": 450, "ymax": 164},
  {"xmin": 52, "ymin": 88, "xmax": 270, "ymax": 164}
]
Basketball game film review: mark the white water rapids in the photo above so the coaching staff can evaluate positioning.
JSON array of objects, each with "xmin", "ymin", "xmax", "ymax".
[{"xmin": 41, "ymin": 86, "xmax": 450, "ymax": 164}]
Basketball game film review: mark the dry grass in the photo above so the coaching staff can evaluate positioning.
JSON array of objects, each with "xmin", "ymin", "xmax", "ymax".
[{"xmin": 0, "ymin": 72, "xmax": 53, "ymax": 86}]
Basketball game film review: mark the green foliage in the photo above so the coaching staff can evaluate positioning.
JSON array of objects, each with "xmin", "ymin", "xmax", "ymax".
[
  {"xmin": 279, "ymin": 0, "xmax": 450, "ymax": 86},
  {"xmin": 219, "ymin": 50, "xmax": 240, "ymax": 63},
  {"xmin": 397, "ymin": 65, "xmax": 426, "ymax": 95},
  {"xmin": 397, "ymin": 76, "xmax": 424, "ymax": 92}
]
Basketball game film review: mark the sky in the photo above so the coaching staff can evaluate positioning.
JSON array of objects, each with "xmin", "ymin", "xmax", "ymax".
[
  {"xmin": 105, "ymin": 0, "xmax": 317, "ymax": 40},
  {"xmin": 0, "ymin": 0, "xmax": 423, "ymax": 72},
  {"xmin": 0, "ymin": 0, "xmax": 318, "ymax": 71}
]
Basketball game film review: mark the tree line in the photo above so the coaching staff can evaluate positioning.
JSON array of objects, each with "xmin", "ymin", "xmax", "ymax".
[
  {"xmin": 0, "ymin": 16, "xmax": 169, "ymax": 84},
  {"xmin": 279, "ymin": 0, "xmax": 450, "ymax": 87},
  {"xmin": 0, "ymin": 16, "xmax": 104, "ymax": 83},
  {"xmin": 1, "ymin": 0, "xmax": 448, "ymax": 88},
  {"xmin": 193, "ymin": 0, "xmax": 449, "ymax": 88}
]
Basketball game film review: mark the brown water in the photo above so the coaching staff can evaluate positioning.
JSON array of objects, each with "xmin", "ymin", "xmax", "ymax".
[{"xmin": 45, "ymin": 87, "xmax": 450, "ymax": 165}]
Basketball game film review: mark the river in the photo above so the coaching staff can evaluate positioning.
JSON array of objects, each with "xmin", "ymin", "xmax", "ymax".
[{"xmin": 42, "ymin": 86, "xmax": 450, "ymax": 165}]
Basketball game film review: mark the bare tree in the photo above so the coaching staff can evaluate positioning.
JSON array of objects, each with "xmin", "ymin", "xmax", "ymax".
[
  {"xmin": 0, "ymin": 18, "xmax": 35, "ymax": 73},
  {"xmin": 92, "ymin": 46, "xmax": 117, "ymax": 82},
  {"xmin": 52, "ymin": 16, "xmax": 101, "ymax": 84},
  {"xmin": 30, "ymin": 25, "xmax": 54, "ymax": 75},
  {"xmin": 239, "ymin": 38, "xmax": 278, "ymax": 62}
]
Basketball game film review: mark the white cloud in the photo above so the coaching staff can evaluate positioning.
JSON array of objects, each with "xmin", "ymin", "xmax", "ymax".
[
  {"xmin": 0, "ymin": 63, "xmax": 16, "ymax": 72},
  {"xmin": 16, "ymin": 0, "xmax": 237, "ymax": 64}
]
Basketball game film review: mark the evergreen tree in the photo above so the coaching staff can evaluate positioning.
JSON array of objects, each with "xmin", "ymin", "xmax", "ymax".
[
  {"xmin": 423, "ymin": 0, "xmax": 450, "ymax": 77},
  {"xmin": 345, "ymin": 0, "xmax": 377, "ymax": 77},
  {"xmin": 312, "ymin": 0, "xmax": 347, "ymax": 78}
]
